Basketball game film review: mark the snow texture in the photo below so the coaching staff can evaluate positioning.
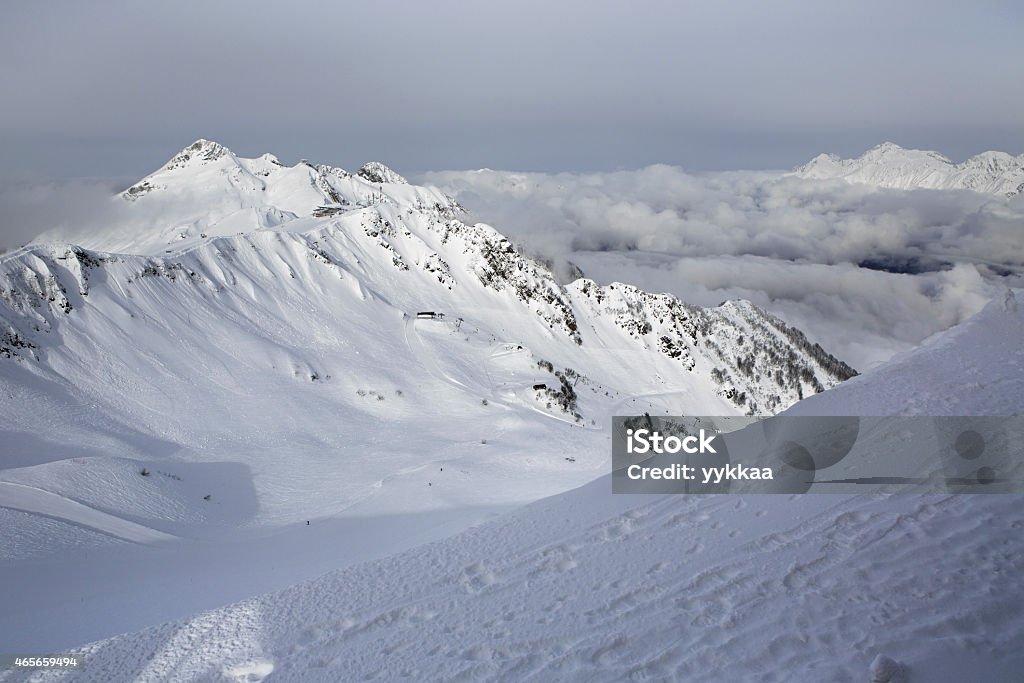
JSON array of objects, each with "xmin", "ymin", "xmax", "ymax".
[
  {"xmin": 6, "ymin": 296, "xmax": 1023, "ymax": 681},
  {"xmin": 0, "ymin": 141, "xmax": 1021, "ymax": 682}
]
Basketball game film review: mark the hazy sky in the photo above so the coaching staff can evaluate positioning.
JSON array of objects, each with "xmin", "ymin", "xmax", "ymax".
[{"xmin": 1, "ymin": 1, "xmax": 1022, "ymax": 179}]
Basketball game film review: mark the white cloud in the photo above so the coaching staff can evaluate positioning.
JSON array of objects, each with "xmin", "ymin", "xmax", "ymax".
[{"xmin": 0, "ymin": 178, "xmax": 129, "ymax": 252}]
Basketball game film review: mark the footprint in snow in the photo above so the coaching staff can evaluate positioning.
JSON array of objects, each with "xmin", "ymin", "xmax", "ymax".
[
  {"xmin": 602, "ymin": 519, "xmax": 633, "ymax": 541},
  {"xmin": 461, "ymin": 561, "xmax": 497, "ymax": 593},
  {"xmin": 223, "ymin": 659, "xmax": 274, "ymax": 683}
]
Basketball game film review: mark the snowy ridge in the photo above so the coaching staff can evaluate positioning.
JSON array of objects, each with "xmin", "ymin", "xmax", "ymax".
[
  {"xmin": 2, "ymin": 222, "xmax": 848, "ymax": 423},
  {"xmin": 10, "ymin": 292, "xmax": 1021, "ymax": 682},
  {"xmin": 357, "ymin": 161, "xmax": 408, "ymax": 185},
  {"xmin": 793, "ymin": 142, "xmax": 1024, "ymax": 197},
  {"xmin": 99, "ymin": 140, "xmax": 458, "ymax": 254},
  {"xmin": 13, "ymin": 139, "xmax": 854, "ymax": 417}
]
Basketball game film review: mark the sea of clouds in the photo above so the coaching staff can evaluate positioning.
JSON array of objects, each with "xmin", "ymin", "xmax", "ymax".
[{"xmin": 421, "ymin": 166, "xmax": 1024, "ymax": 370}]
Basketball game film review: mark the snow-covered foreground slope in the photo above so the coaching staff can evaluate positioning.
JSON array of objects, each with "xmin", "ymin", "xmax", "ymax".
[
  {"xmin": 793, "ymin": 142, "xmax": 1024, "ymax": 197},
  {"xmin": 12, "ymin": 292, "xmax": 1022, "ymax": 683},
  {"xmin": 790, "ymin": 290, "xmax": 1023, "ymax": 417},
  {"xmin": 0, "ymin": 142, "xmax": 855, "ymax": 649}
]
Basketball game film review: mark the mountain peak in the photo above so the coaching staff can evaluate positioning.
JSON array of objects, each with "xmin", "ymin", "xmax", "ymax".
[
  {"xmin": 964, "ymin": 150, "xmax": 1022, "ymax": 172},
  {"xmin": 162, "ymin": 138, "xmax": 233, "ymax": 170},
  {"xmin": 258, "ymin": 152, "xmax": 282, "ymax": 166},
  {"xmin": 868, "ymin": 141, "xmax": 905, "ymax": 154},
  {"xmin": 357, "ymin": 162, "xmax": 407, "ymax": 185}
]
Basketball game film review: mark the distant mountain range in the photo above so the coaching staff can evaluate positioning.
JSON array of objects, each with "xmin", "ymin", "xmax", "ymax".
[{"xmin": 793, "ymin": 142, "xmax": 1024, "ymax": 197}]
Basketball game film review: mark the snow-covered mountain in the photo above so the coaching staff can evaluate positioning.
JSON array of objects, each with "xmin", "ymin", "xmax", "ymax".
[
  {"xmin": 793, "ymin": 142, "xmax": 1024, "ymax": 197},
  {"xmin": 16, "ymin": 291, "xmax": 1021, "ymax": 683},
  {"xmin": 11, "ymin": 138, "xmax": 855, "ymax": 418},
  {"xmin": 0, "ymin": 141, "xmax": 855, "ymax": 649}
]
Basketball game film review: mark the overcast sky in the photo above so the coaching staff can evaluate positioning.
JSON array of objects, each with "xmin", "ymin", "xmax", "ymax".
[{"xmin": 1, "ymin": 1, "xmax": 1022, "ymax": 180}]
